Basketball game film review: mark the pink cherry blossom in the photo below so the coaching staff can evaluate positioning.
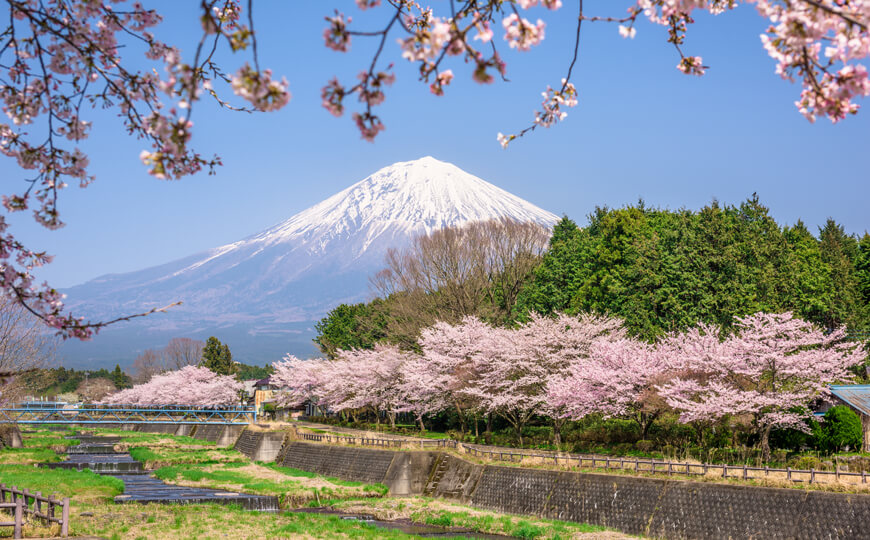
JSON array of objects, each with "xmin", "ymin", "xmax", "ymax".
[{"xmin": 101, "ymin": 366, "xmax": 243, "ymax": 408}]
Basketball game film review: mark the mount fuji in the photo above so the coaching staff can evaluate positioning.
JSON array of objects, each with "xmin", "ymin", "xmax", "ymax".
[{"xmin": 60, "ymin": 156, "xmax": 558, "ymax": 368}]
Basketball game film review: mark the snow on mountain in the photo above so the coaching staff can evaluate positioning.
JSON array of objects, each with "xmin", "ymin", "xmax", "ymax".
[{"xmin": 60, "ymin": 156, "xmax": 558, "ymax": 366}]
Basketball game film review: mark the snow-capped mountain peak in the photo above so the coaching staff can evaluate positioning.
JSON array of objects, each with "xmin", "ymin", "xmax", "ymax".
[{"xmin": 61, "ymin": 157, "xmax": 557, "ymax": 366}]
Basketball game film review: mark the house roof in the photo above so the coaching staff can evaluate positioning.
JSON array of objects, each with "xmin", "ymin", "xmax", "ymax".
[
  {"xmin": 255, "ymin": 376, "xmax": 272, "ymax": 387},
  {"xmin": 829, "ymin": 385, "xmax": 870, "ymax": 417}
]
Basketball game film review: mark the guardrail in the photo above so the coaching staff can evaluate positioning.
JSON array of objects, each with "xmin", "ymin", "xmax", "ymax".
[
  {"xmin": 0, "ymin": 406, "xmax": 256, "ymax": 425},
  {"xmin": 0, "ymin": 484, "xmax": 69, "ymax": 538}
]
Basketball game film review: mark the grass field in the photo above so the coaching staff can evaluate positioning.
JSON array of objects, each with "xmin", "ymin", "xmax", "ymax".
[{"xmin": 1, "ymin": 425, "xmax": 623, "ymax": 538}]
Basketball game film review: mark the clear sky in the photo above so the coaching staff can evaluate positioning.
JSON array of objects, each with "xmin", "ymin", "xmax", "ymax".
[{"xmin": 3, "ymin": 1, "xmax": 868, "ymax": 289}]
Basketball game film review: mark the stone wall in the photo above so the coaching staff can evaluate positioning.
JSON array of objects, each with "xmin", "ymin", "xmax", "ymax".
[{"xmin": 277, "ymin": 442, "xmax": 870, "ymax": 539}]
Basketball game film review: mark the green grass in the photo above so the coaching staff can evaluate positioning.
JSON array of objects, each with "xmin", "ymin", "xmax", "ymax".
[
  {"xmin": 128, "ymin": 446, "xmax": 246, "ymax": 467},
  {"xmin": 0, "ymin": 464, "xmax": 123, "ymax": 501},
  {"xmin": 0, "ymin": 447, "xmax": 62, "ymax": 464},
  {"xmin": 86, "ymin": 427, "xmax": 216, "ymax": 446},
  {"xmin": 259, "ymin": 462, "xmax": 385, "ymax": 489},
  {"xmin": 21, "ymin": 433, "xmax": 79, "ymax": 449},
  {"xmin": 66, "ymin": 501, "xmax": 450, "ymax": 539},
  {"xmin": 152, "ymin": 462, "xmax": 388, "ymax": 508}
]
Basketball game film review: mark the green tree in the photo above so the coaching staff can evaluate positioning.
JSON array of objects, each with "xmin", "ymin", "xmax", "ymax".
[
  {"xmin": 200, "ymin": 337, "xmax": 237, "ymax": 375},
  {"xmin": 819, "ymin": 219, "xmax": 861, "ymax": 329},
  {"xmin": 819, "ymin": 406, "xmax": 863, "ymax": 453},
  {"xmin": 516, "ymin": 197, "xmax": 867, "ymax": 340},
  {"xmin": 314, "ymin": 301, "xmax": 389, "ymax": 359},
  {"xmin": 110, "ymin": 364, "xmax": 132, "ymax": 389}
]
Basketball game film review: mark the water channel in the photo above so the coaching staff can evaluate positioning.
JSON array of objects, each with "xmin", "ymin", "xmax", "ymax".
[{"xmin": 43, "ymin": 432, "xmax": 516, "ymax": 538}]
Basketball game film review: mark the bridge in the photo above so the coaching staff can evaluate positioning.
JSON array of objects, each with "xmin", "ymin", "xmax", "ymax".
[{"xmin": 0, "ymin": 406, "xmax": 256, "ymax": 425}]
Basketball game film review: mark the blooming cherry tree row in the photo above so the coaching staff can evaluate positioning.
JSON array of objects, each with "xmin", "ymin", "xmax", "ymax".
[
  {"xmin": 100, "ymin": 365, "xmax": 244, "ymax": 408},
  {"xmin": 272, "ymin": 311, "xmax": 862, "ymax": 455}
]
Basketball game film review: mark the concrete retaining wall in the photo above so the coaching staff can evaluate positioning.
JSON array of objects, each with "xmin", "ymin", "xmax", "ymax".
[
  {"xmin": 191, "ymin": 424, "xmax": 244, "ymax": 447},
  {"xmin": 277, "ymin": 442, "xmax": 870, "ymax": 539},
  {"xmin": 234, "ymin": 430, "xmax": 285, "ymax": 462},
  {"xmin": 71, "ymin": 423, "xmax": 246, "ymax": 447},
  {"xmin": 277, "ymin": 441, "xmax": 437, "ymax": 495}
]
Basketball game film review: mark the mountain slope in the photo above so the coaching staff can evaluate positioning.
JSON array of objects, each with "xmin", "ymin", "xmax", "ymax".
[{"xmin": 61, "ymin": 156, "xmax": 558, "ymax": 366}]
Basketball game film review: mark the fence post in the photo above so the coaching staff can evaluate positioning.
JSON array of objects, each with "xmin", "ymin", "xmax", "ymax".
[
  {"xmin": 787, "ymin": 467, "xmax": 792, "ymax": 481},
  {"xmin": 14, "ymin": 499, "xmax": 23, "ymax": 539},
  {"xmin": 863, "ymin": 470, "xmax": 867, "ymax": 484},
  {"xmin": 35, "ymin": 491, "xmax": 42, "ymax": 516},
  {"xmin": 743, "ymin": 465, "xmax": 748, "ymax": 480},
  {"xmin": 61, "ymin": 497, "xmax": 69, "ymax": 537},
  {"xmin": 722, "ymin": 465, "xmax": 727, "ymax": 478},
  {"xmin": 810, "ymin": 468, "xmax": 816, "ymax": 483}
]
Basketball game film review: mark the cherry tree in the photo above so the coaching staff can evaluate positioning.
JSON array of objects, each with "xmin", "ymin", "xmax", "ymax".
[
  {"xmin": 2, "ymin": 1, "xmax": 868, "ymax": 339},
  {"xmin": 418, "ymin": 316, "xmax": 500, "ymax": 436},
  {"xmin": 656, "ymin": 312, "xmax": 864, "ymax": 461},
  {"xmin": 330, "ymin": 345, "xmax": 408, "ymax": 429},
  {"xmin": 546, "ymin": 337, "xmax": 672, "ymax": 440},
  {"xmin": 462, "ymin": 312, "xmax": 626, "ymax": 446},
  {"xmin": 100, "ymin": 365, "xmax": 243, "ymax": 407},
  {"xmin": 529, "ymin": 312, "xmax": 627, "ymax": 445},
  {"xmin": 271, "ymin": 355, "xmax": 328, "ymax": 409}
]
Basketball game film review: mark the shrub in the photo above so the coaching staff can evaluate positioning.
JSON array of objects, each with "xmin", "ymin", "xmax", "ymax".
[{"xmin": 819, "ymin": 406, "xmax": 863, "ymax": 453}]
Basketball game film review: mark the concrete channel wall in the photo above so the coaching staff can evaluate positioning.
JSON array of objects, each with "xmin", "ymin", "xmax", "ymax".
[
  {"xmin": 277, "ymin": 441, "xmax": 870, "ymax": 540},
  {"xmin": 233, "ymin": 429, "xmax": 285, "ymax": 462},
  {"xmin": 80, "ymin": 423, "xmax": 245, "ymax": 447}
]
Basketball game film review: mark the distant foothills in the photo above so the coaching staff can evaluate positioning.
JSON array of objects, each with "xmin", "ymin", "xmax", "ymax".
[{"xmin": 59, "ymin": 157, "xmax": 869, "ymax": 370}]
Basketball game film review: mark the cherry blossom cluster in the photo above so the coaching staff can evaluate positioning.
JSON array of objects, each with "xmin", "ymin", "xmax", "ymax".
[
  {"xmin": 0, "ymin": 0, "xmax": 289, "ymax": 338},
  {"xmin": 271, "ymin": 312, "xmax": 628, "ymax": 436},
  {"xmin": 100, "ymin": 365, "xmax": 243, "ymax": 407},
  {"xmin": 271, "ymin": 311, "xmax": 860, "ymax": 450},
  {"xmin": 655, "ymin": 313, "xmax": 863, "ymax": 444},
  {"xmin": 320, "ymin": 1, "xmax": 868, "ymax": 148}
]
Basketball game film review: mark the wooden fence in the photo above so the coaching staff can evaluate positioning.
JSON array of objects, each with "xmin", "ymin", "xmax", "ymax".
[
  {"xmin": 0, "ymin": 484, "xmax": 69, "ymax": 538},
  {"xmin": 296, "ymin": 430, "xmax": 870, "ymax": 487},
  {"xmin": 298, "ymin": 431, "xmax": 457, "ymax": 449},
  {"xmin": 461, "ymin": 444, "xmax": 870, "ymax": 486}
]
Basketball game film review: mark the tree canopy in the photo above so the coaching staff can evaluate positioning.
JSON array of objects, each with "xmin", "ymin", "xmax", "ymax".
[
  {"xmin": 200, "ymin": 336, "xmax": 237, "ymax": 376},
  {"xmin": 516, "ymin": 197, "xmax": 870, "ymax": 340}
]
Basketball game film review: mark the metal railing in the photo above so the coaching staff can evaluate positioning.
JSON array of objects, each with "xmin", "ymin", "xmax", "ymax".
[
  {"xmin": 0, "ymin": 484, "xmax": 69, "ymax": 538},
  {"xmin": 0, "ymin": 406, "xmax": 256, "ymax": 425}
]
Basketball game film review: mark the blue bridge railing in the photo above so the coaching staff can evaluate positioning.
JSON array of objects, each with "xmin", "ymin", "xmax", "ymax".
[{"xmin": 0, "ymin": 406, "xmax": 256, "ymax": 425}]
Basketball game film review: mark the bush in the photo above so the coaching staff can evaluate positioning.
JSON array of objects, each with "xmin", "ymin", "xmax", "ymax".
[{"xmin": 819, "ymin": 406, "xmax": 863, "ymax": 453}]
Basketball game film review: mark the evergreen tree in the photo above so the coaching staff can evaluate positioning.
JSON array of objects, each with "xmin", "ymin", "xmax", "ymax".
[
  {"xmin": 110, "ymin": 364, "xmax": 132, "ymax": 389},
  {"xmin": 200, "ymin": 337, "xmax": 237, "ymax": 375},
  {"xmin": 819, "ymin": 219, "xmax": 861, "ymax": 328}
]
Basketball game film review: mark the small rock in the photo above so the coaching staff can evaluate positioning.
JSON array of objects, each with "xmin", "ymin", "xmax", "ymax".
[{"xmin": 80, "ymin": 512, "xmax": 94, "ymax": 517}]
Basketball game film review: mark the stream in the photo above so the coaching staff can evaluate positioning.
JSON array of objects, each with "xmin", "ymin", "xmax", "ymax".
[{"xmin": 42, "ymin": 431, "xmax": 516, "ymax": 538}]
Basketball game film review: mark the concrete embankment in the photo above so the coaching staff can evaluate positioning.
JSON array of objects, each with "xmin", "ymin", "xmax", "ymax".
[
  {"xmin": 81, "ymin": 423, "xmax": 246, "ymax": 447},
  {"xmin": 277, "ymin": 441, "xmax": 870, "ymax": 540}
]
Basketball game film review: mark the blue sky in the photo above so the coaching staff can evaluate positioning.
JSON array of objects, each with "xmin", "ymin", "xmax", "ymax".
[{"xmin": 3, "ymin": 1, "xmax": 868, "ymax": 289}]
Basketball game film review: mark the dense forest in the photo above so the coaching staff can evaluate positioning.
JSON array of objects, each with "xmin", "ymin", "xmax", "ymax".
[{"xmin": 316, "ymin": 196, "xmax": 870, "ymax": 353}]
